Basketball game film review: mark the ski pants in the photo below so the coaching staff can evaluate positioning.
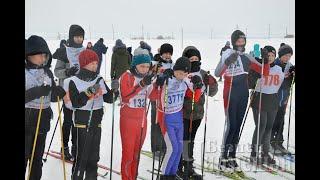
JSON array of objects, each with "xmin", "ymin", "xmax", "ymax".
[
  {"xmin": 120, "ymin": 115, "xmax": 147, "ymax": 180},
  {"xmin": 161, "ymin": 111, "xmax": 184, "ymax": 175},
  {"xmin": 251, "ymin": 108, "xmax": 278, "ymax": 154},
  {"xmin": 271, "ymin": 105, "xmax": 286, "ymax": 146},
  {"xmin": 25, "ymin": 108, "xmax": 51, "ymax": 180},
  {"xmin": 25, "ymin": 132, "xmax": 47, "ymax": 180},
  {"xmin": 182, "ymin": 118, "xmax": 202, "ymax": 162},
  {"xmin": 71, "ymin": 109, "xmax": 103, "ymax": 180},
  {"xmin": 62, "ymin": 104, "xmax": 76, "ymax": 153},
  {"xmin": 221, "ymin": 89, "xmax": 248, "ymax": 159},
  {"xmin": 71, "ymin": 126, "xmax": 101, "ymax": 180},
  {"xmin": 151, "ymin": 101, "xmax": 167, "ymax": 153}
]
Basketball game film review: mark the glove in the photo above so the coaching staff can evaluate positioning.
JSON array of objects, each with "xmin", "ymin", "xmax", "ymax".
[
  {"xmin": 52, "ymin": 85, "xmax": 66, "ymax": 98},
  {"xmin": 191, "ymin": 75, "xmax": 203, "ymax": 89},
  {"xmin": 163, "ymin": 68, "xmax": 174, "ymax": 79},
  {"xmin": 111, "ymin": 79, "xmax": 119, "ymax": 91},
  {"xmin": 203, "ymin": 74, "xmax": 217, "ymax": 86},
  {"xmin": 65, "ymin": 66, "xmax": 79, "ymax": 77},
  {"xmin": 34, "ymin": 84, "xmax": 51, "ymax": 97},
  {"xmin": 139, "ymin": 74, "xmax": 154, "ymax": 87},
  {"xmin": 85, "ymin": 84, "xmax": 100, "ymax": 96},
  {"xmin": 260, "ymin": 48, "xmax": 269, "ymax": 64},
  {"xmin": 289, "ymin": 65, "xmax": 295, "ymax": 74},
  {"xmin": 224, "ymin": 52, "xmax": 239, "ymax": 66},
  {"xmin": 156, "ymin": 75, "xmax": 166, "ymax": 87}
]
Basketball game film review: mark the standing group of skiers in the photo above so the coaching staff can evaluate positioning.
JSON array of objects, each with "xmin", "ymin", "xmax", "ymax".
[{"xmin": 25, "ymin": 24, "xmax": 294, "ymax": 180}]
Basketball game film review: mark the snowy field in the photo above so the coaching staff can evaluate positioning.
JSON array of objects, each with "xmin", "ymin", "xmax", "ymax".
[{"xmin": 31, "ymin": 38, "xmax": 295, "ymax": 180}]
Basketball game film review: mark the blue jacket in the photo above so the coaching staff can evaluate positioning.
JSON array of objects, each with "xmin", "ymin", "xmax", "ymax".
[
  {"xmin": 274, "ymin": 58, "xmax": 294, "ymax": 107},
  {"xmin": 93, "ymin": 40, "xmax": 108, "ymax": 74}
]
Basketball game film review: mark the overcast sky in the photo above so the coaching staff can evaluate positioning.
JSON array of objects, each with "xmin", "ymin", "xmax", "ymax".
[{"xmin": 25, "ymin": 0, "xmax": 295, "ymax": 39}]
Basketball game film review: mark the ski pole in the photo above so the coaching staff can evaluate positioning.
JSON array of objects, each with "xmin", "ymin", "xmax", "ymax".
[
  {"xmin": 186, "ymin": 83, "xmax": 196, "ymax": 178},
  {"xmin": 43, "ymin": 106, "xmax": 63, "ymax": 162},
  {"xmin": 157, "ymin": 78, "xmax": 169, "ymax": 180},
  {"xmin": 286, "ymin": 75, "xmax": 295, "ymax": 152},
  {"xmin": 256, "ymin": 56, "xmax": 265, "ymax": 168},
  {"xmin": 201, "ymin": 71, "xmax": 210, "ymax": 179},
  {"xmin": 57, "ymin": 96, "xmax": 67, "ymax": 180},
  {"xmin": 27, "ymin": 96, "xmax": 44, "ymax": 180}
]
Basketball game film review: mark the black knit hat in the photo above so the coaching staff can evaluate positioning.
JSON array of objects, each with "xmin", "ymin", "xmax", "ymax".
[
  {"xmin": 68, "ymin": 24, "xmax": 85, "ymax": 47},
  {"xmin": 263, "ymin": 45, "xmax": 276, "ymax": 56},
  {"xmin": 184, "ymin": 48, "xmax": 201, "ymax": 60},
  {"xmin": 278, "ymin": 44, "xmax": 293, "ymax": 58},
  {"xmin": 173, "ymin": 57, "xmax": 191, "ymax": 73},
  {"xmin": 160, "ymin": 43, "xmax": 173, "ymax": 55},
  {"xmin": 231, "ymin": 30, "xmax": 246, "ymax": 47}
]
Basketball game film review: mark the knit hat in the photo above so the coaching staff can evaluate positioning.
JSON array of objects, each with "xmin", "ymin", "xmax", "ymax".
[
  {"xmin": 79, "ymin": 49, "xmax": 99, "ymax": 68},
  {"xmin": 132, "ymin": 47, "xmax": 151, "ymax": 67},
  {"xmin": 263, "ymin": 45, "xmax": 276, "ymax": 56},
  {"xmin": 160, "ymin": 43, "xmax": 173, "ymax": 55},
  {"xmin": 113, "ymin": 39, "xmax": 126, "ymax": 52},
  {"xmin": 68, "ymin": 24, "xmax": 85, "ymax": 48},
  {"xmin": 173, "ymin": 57, "xmax": 191, "ymax": 73},
  {"xmin": 231, "ymin": 30, "xmax": 246, "ymax": 48},
  {"xmin": 184, "ymin": 48, "xmax": 201, "ymax": 60},
  {"xmin": 140, "ymin": 41, "xmax": 152, "ymax": 52},
  {"xmin": 278, "ymin": 44, "xmax": 293, "ymax": 58}
]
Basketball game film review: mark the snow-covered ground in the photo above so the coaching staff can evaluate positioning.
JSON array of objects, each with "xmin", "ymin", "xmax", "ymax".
[{"xmin": 31, "ymin": 38, "xmax": 295, "ymax": 180}]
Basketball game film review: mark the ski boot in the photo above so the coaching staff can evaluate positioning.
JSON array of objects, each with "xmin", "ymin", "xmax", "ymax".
[
  {"xmin": 261, "ymin": 152, "xmax": 276, "ymax": 165},
  {"xmin": 218, "ymin": 157, "xmax": 233, "ymax": 172},
  {"xmin": 228, "ymin": 158, "xmax": 246, "ymax": 178},
  {"xmin": 270, "ymin": 143, "xmax": 283, "ymax": 155},
  {"xmin": 176, "ymin": 159, "xmax": 184, "ymax": 179},
  {"xmin": 250, "ymin": 152, "xmax": 261, "ymax": 165},
  {"xmin": 61, "ymin": 146, "xmax": 73, "ymax": 161},
  {"xmin": 183, "ymin": 160, "xmax": 202, "ymax": 180},
  {"xmin": 276, "ymin": 144, "xmax": 292, "ymax": 156}
]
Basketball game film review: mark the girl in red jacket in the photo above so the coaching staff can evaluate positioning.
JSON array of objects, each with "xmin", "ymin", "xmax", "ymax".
[{"xmin": 119, "ymin": 49, "xmax": 157, "ymax": 180}]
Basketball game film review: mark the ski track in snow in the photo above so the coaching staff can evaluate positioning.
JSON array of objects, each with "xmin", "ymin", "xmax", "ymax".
[{"xmin": 36, "ymin": 38, "xmax": 295, "ymax": 180}]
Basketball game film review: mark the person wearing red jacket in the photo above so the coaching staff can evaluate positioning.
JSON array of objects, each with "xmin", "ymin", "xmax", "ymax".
[{"xmin": 119, "ymin": 49, "xmax": 158, "ymax": 180}]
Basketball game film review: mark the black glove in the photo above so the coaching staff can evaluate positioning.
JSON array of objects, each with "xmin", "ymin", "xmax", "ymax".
[
  {"xmin": 25, "ymin": 84, "xmax": 51, "ymax": 103},
  {"xmin": 163, "ymin": 68, "xmax": 174, "ymax": 78},
  {"xmin": 156, "ymin": 75, "xmax": 166, "ymax": 86},
  {"xmin": 86, "ymin": 84, "xmax": 100, "ymax": 96},
  {"xmin": 289, "ymin": 65, "xmax": 295, "ymax": 74},
  {"xmin": 65, "ymin": 66, "xmax": 79, "ymax": 77},
  {"xmin": 260, "ymin": 48, "xmax": 269, "ymax": 64},
  {"xmin": 139, "ymin": 74, "xmax": 154, "ymax": 87},
  {"xmin": 191, "ymin": 75, "xmax": 203, "ymax": 89},
  {"xmin": 224, "ymin": 52, "xmax": 239, "ymax": 66},
  {"xmin": 52, "ymin": 86, "xmax": 66, "ymax": 99}
]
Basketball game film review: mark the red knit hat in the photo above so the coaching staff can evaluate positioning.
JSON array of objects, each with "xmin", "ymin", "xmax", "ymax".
[{"xmin": 79, "ymin": 49, "xmax": 99, "ymax": 68}]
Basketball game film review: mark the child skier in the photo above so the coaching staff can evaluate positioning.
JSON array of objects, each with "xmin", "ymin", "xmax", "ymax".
[
  {"xmin": 155, "ymin": 57, "xmax": 196, "ymax": 180},
  {"xmin": 270, "ymin": 43, "xmax": 295, "ymax": 156},
  {"xmin": 214, "ymin": 30, "xmax": 270, "ymax": 172},
  {"xmin": 178, "ymin": 46, "xmax": 218, "ymax": 179},
  {"xmin": 119, "ymin": 48, "xmax": 157, "ymax": 180},
  {"xmin": 25, "ymin": 35, "xmax": 66, "ymax": 180},
  {"xmin": 53, "ymin": 24, "xmax": 86, "ymax": 160},
  {"xmin": 150, "ymin": 43, "xmax": 174, "ymax": 159},
  {"xmin": 249, "ymin": 46, "xmax": 285, "ymax": 165},
  {"xmin": 63, "ymin": 49, "xmax": 117, "ymax": 180}
]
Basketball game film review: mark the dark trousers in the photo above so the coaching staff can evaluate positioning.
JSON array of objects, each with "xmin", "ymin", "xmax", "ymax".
[
  {"xmin": 71, "ymin": 127, "xmax": 101, "ymax": 180},
  {"xmin": 25, "ymin": 131, "xmax": 47, "ymax": 180},
  {"xmin": 150, "ymin": 101, "xmax": 167, "ymax": 153},
  {"xmin": 62, "ymin": 105, "xmax": 76, "ymax": 152},
  {"xmin": 271, "ymin": 105, "xmax": 286, "ymax": 146}
]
